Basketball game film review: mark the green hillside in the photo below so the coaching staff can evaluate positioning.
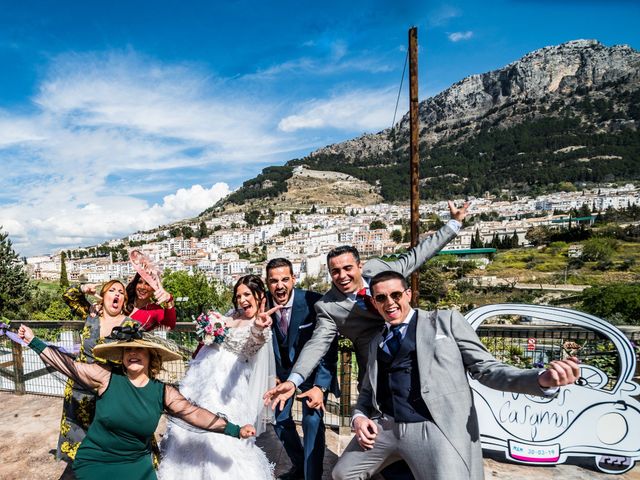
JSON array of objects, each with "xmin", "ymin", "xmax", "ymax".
[{"xmin": 295, "ymin": 115, "xmax": 640, "ymax": 201}]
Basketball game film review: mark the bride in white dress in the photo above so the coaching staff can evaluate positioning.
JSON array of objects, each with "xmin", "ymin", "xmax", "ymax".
[{"xmin": 159, "ymin": 275, "xmax": 279, "ymax": 479}]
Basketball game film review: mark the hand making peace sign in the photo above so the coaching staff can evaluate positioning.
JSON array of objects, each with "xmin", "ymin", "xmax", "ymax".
[{"xmin": 253, "ymin": 297, "xmax": 281, "ymax": 330}]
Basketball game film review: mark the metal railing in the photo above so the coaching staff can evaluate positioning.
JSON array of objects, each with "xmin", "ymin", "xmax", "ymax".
[
  {"xmin": 0, "ymin": 321, "xmax": 354, "ymax": 428},
  {"xmin": 2, "ymin": 321, "xmax": 639, "ymax": 428}
]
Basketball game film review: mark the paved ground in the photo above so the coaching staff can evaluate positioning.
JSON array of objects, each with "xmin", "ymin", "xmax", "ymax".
[{"xmin": 1, "ymin": 392, "xmax": 638, "ymax": 479}]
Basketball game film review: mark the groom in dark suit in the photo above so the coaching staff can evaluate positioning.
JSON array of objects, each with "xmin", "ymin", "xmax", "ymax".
[{"xmin": 266, "ymin": 258, "xmax": 339, "ymax": 480}]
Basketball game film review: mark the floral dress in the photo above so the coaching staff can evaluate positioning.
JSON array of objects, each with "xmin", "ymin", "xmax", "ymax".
[{"xmin": 57, "ymin": 312, "xmax": 105, "ymax": 461}]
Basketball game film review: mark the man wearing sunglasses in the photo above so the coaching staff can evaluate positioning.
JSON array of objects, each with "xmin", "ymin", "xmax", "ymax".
[{"xmin": 331, "ymin": 271, "xmax": 580, "ymax": 480}]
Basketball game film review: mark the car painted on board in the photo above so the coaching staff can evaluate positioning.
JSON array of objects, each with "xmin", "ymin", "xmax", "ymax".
[{"xmin": 465, "ymin": 304, "xmax": 640, "ymax": 474}]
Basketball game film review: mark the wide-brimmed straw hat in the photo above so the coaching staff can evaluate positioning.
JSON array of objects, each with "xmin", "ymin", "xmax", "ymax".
[{"xmin": 93, "ymin": 321, "xmax": 182, "ymax": 362}]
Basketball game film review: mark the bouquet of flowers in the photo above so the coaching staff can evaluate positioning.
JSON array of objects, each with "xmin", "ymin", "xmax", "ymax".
[{"xmin": 194, "ymin": 311, "xmax": 229, "ymax": 345}]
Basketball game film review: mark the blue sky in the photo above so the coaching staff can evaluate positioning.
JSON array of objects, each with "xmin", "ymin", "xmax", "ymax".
[{"xmin": 1, "ymin": 0, "xmax": 638, "ymax": 256}]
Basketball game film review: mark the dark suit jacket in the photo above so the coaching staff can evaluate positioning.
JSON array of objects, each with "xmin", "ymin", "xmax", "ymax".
[{"xmin": 270, "ymin": 288, "xmax": 340, "ymax": 396}]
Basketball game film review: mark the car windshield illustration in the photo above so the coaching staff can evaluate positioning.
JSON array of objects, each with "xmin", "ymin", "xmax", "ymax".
[{"xmin": 465, "ymin": 304, "xmax": 640, "ymax": 475}]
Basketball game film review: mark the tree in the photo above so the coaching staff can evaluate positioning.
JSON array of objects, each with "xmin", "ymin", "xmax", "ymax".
[
  {"xmin": 423, "ymin": 214, "xmax": 444, "ymax": 231},
  {"xmin": 581, "ymin": 237, "xmax": 618, "ymax": 263},
  {"xmin": 196, "ymin": 221, "xmax": 208, "ymax": 240},
  {"xmin": 369, "ymin": 220, "xmax": 387, "ymax": 230},
  {"xmin": 280, "ymin": 227, "xmax": 300, "ymax": 237},
  {"xmin": 169, "ymin": 226, "xmax": 181, "ymax": 238},
  {"xmin": 0, "ymin": 227, "xmax": 32, "ymax": 319},
  {"xmin": 581, "ymin": 284, "xmax": 640, "ymax": 325},
  {"xmin": 418, "ymin": 263, "xmax": 448, "ymax": 307},
  {"xmin": 525, "ymin": 226, "xmax": 552, "ymax": 246},
  {"xmin": 577, "ymin": 203, "xmax": 592, "ymax": 218},
  {"xmin": 298, "ymin": 274, "xmax": 330, "ymax": 293},
  {"xmin": 245, "ymin": 210, "xmax": 261, "ymax": 227},
  {"xmin": 59, "ymin": 251, "xmax": 69, "ymax": 288},
  {"xmin": 32, "ymin": 299, "xmax": 74, "ymax": 321},
  {"xmin": 181, "ymin": 226, "xmax": 194, "ymax": 239},
  {"xmin": 510, "ymin": 230, "xmax": 519, "ymax": 248},
  {"xmin": 161, "ymin": 270, "xmax": 231, "ymax": 322},
  {"xmin": 470, "ymin": 229, "xmax": 482, "ymax": 249},
  {"xmin": 391, "ymin": 229, "xmax": 403, "ymax": 243}
]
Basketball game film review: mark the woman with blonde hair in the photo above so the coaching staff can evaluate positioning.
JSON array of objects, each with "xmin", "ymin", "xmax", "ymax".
[
  {"xmin": 18, "ymin": 322, "xmax": 255, "ymax": 480},
  {"xmin": 64, "ymin": 273, "xmax": 176, "ymax": 331},
  {"xmin": 57, "ymin": 279, "xmax": 131, "ymax": 461}
]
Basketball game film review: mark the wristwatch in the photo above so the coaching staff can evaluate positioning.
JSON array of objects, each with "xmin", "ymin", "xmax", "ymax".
[{"xmin": 315, "ymin": 385, "xmax": 328, "ymax": 393}]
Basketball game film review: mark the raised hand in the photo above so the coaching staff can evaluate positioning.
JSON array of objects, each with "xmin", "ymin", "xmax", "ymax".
[
  {"xmin": 538, "ymin": 356, "xmax": 581, "ymax": 388},
  {"xmin": 297, "ymin": 386, "xmax": 325, "ymax": 411},
  {"xmin": 254, "ymin": 298, "xmax": 280, "ymax": 330},
  {"xmin": 81, "ymin": 283, "xmax": 99, "ymax": 295},
  {"xmin": 263, "ymin": 380, "xmax": 296, "ymax": 411},
  {"xmin": 17, "ymin": 324, "xmax": 34, "ymax": 344},
  {"xmin": 154, "ymin": 287, "xmax": 172, "ymax": 305},
  {"xmin": 448, "ymin": 200, "xmax": 471, "ymax": 222},
  {"xmin": 239, "ymin": 424, "xmax": 256, "ymax": 439}
]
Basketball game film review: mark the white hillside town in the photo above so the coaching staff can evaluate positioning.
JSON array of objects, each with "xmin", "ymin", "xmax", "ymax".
[{"xmin": 26, "ymin": 184, "xmax": 640, "ymax": 286}]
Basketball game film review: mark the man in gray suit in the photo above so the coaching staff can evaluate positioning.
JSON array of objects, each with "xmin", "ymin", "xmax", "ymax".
[
  {"xmin": 264, "ymin": 201, "xmax": 469, "ymax": 408},
  {"xmin": 332, "ymin": 271, "xmax": 580, "ymax": 480}
]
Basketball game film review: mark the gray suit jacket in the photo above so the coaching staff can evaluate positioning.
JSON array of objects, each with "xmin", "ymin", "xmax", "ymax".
[
  {"xmin": 291, "ymin": 223, "xmax": 457, "ymax": 382},
  {"xmin": 354, "ymin": 309, "xmax": 550, "ymax": 479}
]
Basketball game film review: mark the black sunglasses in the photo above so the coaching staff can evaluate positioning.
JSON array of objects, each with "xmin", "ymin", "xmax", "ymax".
[{"xmin": 373, "ymin": 289, "xmax": 408, "ymax": 304}]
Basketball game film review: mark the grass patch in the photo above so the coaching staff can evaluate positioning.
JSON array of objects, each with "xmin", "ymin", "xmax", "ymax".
[
  {"xmin": 34, "ymin": 280, "xmax": 62, "ymax": 294},
  {"xmin": 482, "ymin": 240, "xmax": 640, "ymax": 287}
]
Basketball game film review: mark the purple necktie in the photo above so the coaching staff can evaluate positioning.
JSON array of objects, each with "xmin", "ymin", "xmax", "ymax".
[{"xmin": 279, "ymin": 307, "xmax": 291, "ymax": 336}]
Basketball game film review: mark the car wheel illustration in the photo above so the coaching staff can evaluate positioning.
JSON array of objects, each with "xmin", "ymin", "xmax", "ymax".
[
  {"xmin": 576, "ymin": 364, "xmax": 608, "ymax": 389},
  {"xmin": 595, "ymin": 455, "xmax": 634, "ymax": 474}
]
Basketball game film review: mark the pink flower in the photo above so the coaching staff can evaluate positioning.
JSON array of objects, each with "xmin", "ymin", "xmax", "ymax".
[
  {"xmin": 215, "ymin": 327, "xmax": 225, "ymax": 336},
  {"xmin": 204, "ymin": 324, "xmax": 214, "ymax": 334}
]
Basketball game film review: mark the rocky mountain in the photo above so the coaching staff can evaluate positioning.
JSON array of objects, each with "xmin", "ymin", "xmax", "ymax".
[{"xmin": 214, "ymin": 40, "xmax": 640, "ymax": 212}]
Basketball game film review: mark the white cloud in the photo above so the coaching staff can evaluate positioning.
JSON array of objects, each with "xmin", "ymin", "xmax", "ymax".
[
  {"xmin": 0, "ymin": 51, "xmax": 292, "ymax": 255},
  {"xmin": 448, "ymin": 31, "xmax": 474, "ymax": 42},
  {"xmin": 4, "ymin": 182, "xmax": 231, "ymax": 255},
  {"xmin": 0, "ymin": 49, "xmax": 402, "ymax": 256},
  {"xmin": 428, "ymin": 6, "xmax": 461, "ymax": 27},
  {"xmin": 148, "ymin": 183, "xmax": 231, "ymax": 220},
  {"xmin": 244, "ymin": 43, "xmax": 392, "ymax": 80},
  {"xmin": 278, "ymin": 87, "xmax": 404, "ymax": 133}
]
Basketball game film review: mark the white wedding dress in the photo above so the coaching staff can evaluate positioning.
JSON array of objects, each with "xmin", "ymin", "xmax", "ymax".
[{"xmin": 159, "ymin": 323, "xmax": 275, "ymax": 479}]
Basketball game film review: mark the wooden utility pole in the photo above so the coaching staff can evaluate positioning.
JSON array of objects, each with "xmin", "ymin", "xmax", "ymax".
[{"xmin": 409, "ymin": 26, "xmax": 420, "ymax": 307}]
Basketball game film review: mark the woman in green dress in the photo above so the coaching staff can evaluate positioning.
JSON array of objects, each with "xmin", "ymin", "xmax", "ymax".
[{"xmin": 18, "ymin": 322, "xmax": 255, "ymax": 480}]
